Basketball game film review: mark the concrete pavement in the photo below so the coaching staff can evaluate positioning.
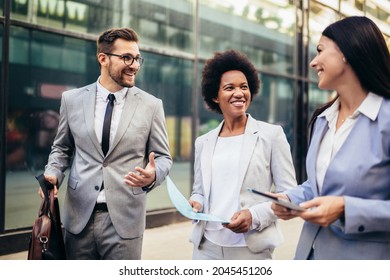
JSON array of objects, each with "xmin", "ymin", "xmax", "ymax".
[{"xmin": 0, "ymin": 218, "xmax": 303, "ymax": 260}]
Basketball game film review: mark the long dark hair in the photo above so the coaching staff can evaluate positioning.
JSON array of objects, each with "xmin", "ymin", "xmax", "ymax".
[{"xmin": 308, "ymin": 16, "xmax": 390, "ymax": 138}]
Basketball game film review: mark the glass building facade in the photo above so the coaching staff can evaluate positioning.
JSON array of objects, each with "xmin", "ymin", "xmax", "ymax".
[{"xmin": 0, "ymin": 0, "xmax": 389, "ymax": 253}]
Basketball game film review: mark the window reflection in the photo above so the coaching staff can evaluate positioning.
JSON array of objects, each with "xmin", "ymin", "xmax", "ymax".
[
  {"xmin": 308, "ymin": 83, "xmax": 333, "ymax": 119},
  {"xmin": 308, "ymin": 2, "xmax": 339, "ymax": 81},
  {"xmin": 199, "ymin": 0, "xmax": 295, "ymax": 75},
  {"xmin": 366, "ymin": 0, "xmax": 390, "ymax": 36},
  {"xmin": 315, "ymin": 0, "xmax": 339, "ymax": 9},
  {"xmin": 340, "ymin": 0, "xmax": 365, "ymax": 16},
  {"xmin": 385, "ymin": 35, "xmax": 390, "ymax": 49},
  {"xmin": 3, "ymin": 0, "xmax": 390, "ymax": 232},
  {"xmin": 249, "ymin": 75, "xmax": 294, "ymax": 145},
  {"xmin": 5, "ymin": 27, "xmax": 97, "ymax": 229},
  {"xmin": 129, "ymin": 0, "xmax": 194, "ymax": 52}
]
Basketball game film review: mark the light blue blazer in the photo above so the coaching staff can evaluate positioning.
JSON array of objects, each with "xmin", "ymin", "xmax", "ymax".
[
  {"xmin": 287, "ymin": 98, "xmax": 390, "ymax": 260},
  {"xmin": 190, "ymin": 115, "xmax": 297, "ymax": 253}
]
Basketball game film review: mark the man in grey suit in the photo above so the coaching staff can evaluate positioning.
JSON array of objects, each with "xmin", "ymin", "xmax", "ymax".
[{"xmin": 39, "ymin": 28, "xmax": 172, "ymax": 259}]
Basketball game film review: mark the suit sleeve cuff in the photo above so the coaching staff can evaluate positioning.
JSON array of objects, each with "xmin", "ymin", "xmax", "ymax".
[{"xmin": 142, "ymin": 181, "xmax": 156, "ymax": 193}]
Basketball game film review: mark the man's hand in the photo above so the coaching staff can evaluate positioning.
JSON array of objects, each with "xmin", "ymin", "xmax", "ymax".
[
  {"xmin": 124, "ymin": 152, "xmax": 156, "ymax": 187},
  {"xmin": 38, "ymin": 174, "xmax": 58, "ymax": 198}
]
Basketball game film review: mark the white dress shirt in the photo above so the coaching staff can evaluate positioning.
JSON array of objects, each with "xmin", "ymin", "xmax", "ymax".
[{"xmin": 95, "ymin": 78, "xmax": 128, "ymax": 203}]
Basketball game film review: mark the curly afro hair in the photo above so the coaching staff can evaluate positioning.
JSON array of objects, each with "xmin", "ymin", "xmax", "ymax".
[{"xmin": 201, "ymin": 49, "xmax": 260, "ymax": 114}]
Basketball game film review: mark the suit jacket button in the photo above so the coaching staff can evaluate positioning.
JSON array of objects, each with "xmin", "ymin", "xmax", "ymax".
[
  {"xmin": 94, "ymin": 186, "xmax": 100, "ymax": 191},
  {"xmin": 358, "ymin": 225, "xmax": 365, "ymax": 232}
]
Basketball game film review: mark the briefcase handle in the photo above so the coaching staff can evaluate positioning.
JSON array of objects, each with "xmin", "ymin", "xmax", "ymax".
[{"xmin": 35, "ymin": 174, "xmax": 55, "ymax": 217}]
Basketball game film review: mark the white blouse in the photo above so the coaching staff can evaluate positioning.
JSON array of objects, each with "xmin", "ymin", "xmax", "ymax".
[
  {"xmin": 316, "ymin": 93, "xmax": 383, "ymax": 192},
  {"xmin": 205, "ymin": 134, "xmax": 246, "ymax": 247}
]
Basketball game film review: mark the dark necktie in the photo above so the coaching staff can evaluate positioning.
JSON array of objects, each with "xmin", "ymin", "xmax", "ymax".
[{"xmin": 102, "ymin": 93, "xmax": 115, "ymax": 156}]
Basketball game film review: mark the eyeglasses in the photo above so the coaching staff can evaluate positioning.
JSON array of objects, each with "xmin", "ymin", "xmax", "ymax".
[{"xmin": 104, "ymin": 53, "xmax": 144, "ymax": 66}]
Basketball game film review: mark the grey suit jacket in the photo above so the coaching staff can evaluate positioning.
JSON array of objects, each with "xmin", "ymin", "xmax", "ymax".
[
  {"xmin": 287, "ymin": 97, "xmax": 390, "ymax": 260},
  {"xmin": 45, "ymin": 83, "xmax": 172, "ymax": 239},
  {"xmin": 190, "ymin": 115, "xmax": 297, "ymax": 253}
]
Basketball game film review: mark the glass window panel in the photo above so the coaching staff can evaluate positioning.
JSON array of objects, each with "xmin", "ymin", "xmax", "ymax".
[
  {"xmin": 0, "ymin": 24, "xmax": 2, "ymax": 60},
  {"xmin": 4, "ymin": 22, "xmax": 196, "ymax": 229},
  {"xmin": 248, "ymin": 75, "xmax": 294, "ymax": 146},
  {"xmin": 315, "ymin": 0, "xmax": 339, "ymax": 10},
  {"xmin": 308, "ymin": 2, "xmax": 339, "ymax": 81},
  {"xmin": 9, "ymin": 26, "xmax": 89, "ymax": 72},
  {"xmin": 29, "ymin": 31, "xmax": 87, "ymax": 73},
  {"xmin": 308, "ymin": 82, "xmax": 333, "ymax": 120},
  {"xmin": 129, "ymin": 52, "xmax": 194, "ymax": 212},
  {"xmin": 340, "ymin": 0, "xmax": 365, "ymax": 16},
  {"xmin": 9, "ymin": 28, "xmax": 30, "ymax": 65},
  {"xmin": 366, "ymin": 0, "xmax": 390, "ymax": 37},
  {"xmin": 9, "ymin": 0, "xmax": 196, "ymax": 53},
  {"xmin": 9, "ymin": 1, "xmax": 121, "ymax": 36},
  {"xmin": 5, "ymin": 27, "xmax": 98, "ymax": 230},
  {"xmin": 199, "ymin": 0, "xmax": 295, "ymax": 75},
  {"xmin": 385, "ymin": 34, "xmax": 390, "ymax": 49},
  {"xmin": 10, "ymin": 0, "xmax": 29, "ymax": 20},
  {"xmin": 136, "ymin": 52, "xmax": 193, "ymax": 161},
  {"xmin": 36, "ymin": 0, "xmax": 67, "ymax": 28},
  {"xmin": 129, "ymin": 0, "xmax": 194, "ymax": 53}
]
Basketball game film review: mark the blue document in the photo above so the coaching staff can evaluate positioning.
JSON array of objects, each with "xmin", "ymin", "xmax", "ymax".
[{"xmin": 166, "ymin": 176, "xmax": 230, "ymax": 223}]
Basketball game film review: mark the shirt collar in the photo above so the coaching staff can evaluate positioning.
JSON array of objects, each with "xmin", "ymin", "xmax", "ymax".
[
  {"xmin": 96, "ymin": 77, "xmax": 128, "ymax": 104},
  {"xmin": 318, "ymin": 92, "xmax": 383, "ymax": 122},
  {"xmin": 357, "ymin": 92, "xmax": 383, "ymax": 121}
]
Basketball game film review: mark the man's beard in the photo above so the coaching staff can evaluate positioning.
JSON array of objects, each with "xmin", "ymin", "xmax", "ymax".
[{"xmin": 108, "ymin": 66, "xmax": 136, "ymax": 88}]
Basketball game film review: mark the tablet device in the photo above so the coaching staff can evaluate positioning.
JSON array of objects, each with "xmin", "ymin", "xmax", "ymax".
[{"xmin": 247, "ymin": 188, "xmax": 306, "ymax": 211}]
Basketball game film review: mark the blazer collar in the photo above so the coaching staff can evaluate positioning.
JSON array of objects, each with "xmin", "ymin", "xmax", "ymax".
[
  {"xmin": 238, "ymin": 115, "xmax": 260, "ymax": 186},
  {"xmin": 83, "ymin": 83, "xmax": 102, "ymax": 155},
  {"xmin": 82, "ymin": 84, "xmax": 140, "ymax": 157},
  {"xmin": 109, "ymin": 86, "xmax": 140, "ymax": 153},
  {"xmin": 306, "ymin": 116, "xmax": 328, "ymax": 195}
]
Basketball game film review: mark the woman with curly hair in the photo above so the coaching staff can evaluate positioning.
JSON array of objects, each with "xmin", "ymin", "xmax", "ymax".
[{"xmin": 188, "ymin": 49, "xmax": 297, "ymax": 260}]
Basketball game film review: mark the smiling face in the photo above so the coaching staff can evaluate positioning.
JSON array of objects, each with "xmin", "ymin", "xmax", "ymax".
[
  {"xmin": 213, "ymin": 70, "xmax": 251, "ymax": 119},
  {"xmin": 310, "ymin": 35, "xmax": 347, "ymax": 91},
  {"xmin": 98, "ymin": 38, "xmax": 141, "ymax": 92}
]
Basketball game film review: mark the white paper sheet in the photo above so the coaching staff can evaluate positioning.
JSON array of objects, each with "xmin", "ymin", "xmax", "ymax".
[{"xmin": 166, "ymin": 176, "xmax": 230, "ymax": 223}]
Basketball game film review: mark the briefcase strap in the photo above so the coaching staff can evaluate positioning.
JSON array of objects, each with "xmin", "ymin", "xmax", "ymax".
[{"xmin": 35, "ymin": 174, "xmax": 55, "ymax": 216}]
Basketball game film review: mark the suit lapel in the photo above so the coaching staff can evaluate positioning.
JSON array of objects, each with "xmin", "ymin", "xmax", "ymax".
[
  {"xmin": 82, "ymin": 83, "xmax": 102, "ymax": 155},
  {"xmin": 307, "ymin": 117, "xmax": 329, "ymax": 195},
  {"xmin": 237, "ymin": 115, "xmax": 259, "ymax": 188},
  {"xmin": 109, "ymin": 87, "xmax": 140, "ymax": 154},
  {"xmin": 201, "ymin": 122, "xmax": 223, "ymax": 198},
  {"xmin": 321, "ymin": 114, "xmax": 367, "ymax": 194}
]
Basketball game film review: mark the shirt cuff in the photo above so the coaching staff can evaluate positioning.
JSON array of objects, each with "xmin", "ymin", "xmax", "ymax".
[
  {"xmin": 249, "ymin": 208, "xmax": 260, "ymax": 230},
  {"xmin": 142, "ymin": 181, "xmax": 156, "ymax": 193}
]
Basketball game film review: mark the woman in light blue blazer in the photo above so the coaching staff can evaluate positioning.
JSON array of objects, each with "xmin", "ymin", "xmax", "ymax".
[
  {"xmin": 189, "ymin": 50, "xmax": 297, "ymax": 260},
  {"xmin": 273, "ymin": 16, "xmax": 390, "ymax": 260}
]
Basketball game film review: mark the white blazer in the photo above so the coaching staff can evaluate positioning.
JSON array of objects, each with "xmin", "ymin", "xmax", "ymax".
[{"xmin": 190, "ymin": 114, "xmax": 297, "ymax": 253}]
